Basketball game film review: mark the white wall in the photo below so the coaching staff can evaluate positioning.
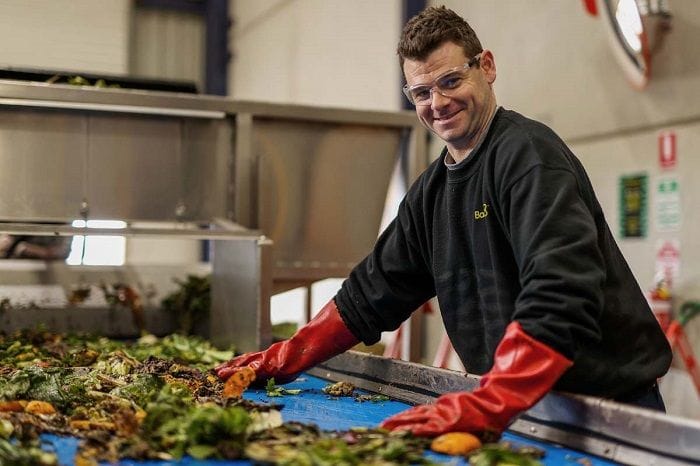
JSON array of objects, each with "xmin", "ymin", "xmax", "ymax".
[
  {"xmin": 437, "ymin": 1, "xmax": 700, "ymax": 141},
  {"xmin": 0, "ymin": 0, "xmax": 130, "ymax": 74},
  {"xmin": 230, "ymin": 0, "xmax": 403, "ymax": 111}
]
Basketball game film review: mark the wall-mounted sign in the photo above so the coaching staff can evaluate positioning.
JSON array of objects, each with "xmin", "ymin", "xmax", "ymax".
[
  {"xmin": 658, "ymin": 131, "xmax": 677, "ymax": 169},
  {"xmin": 619, "ymin": 174, "xmax": 647, "ymax": 238},
  {"xmin": 655, "ymin": 176, "xmax": 681, "ymax": 232},
  {"xmin": 655, "ymin": 239, "xmax": 680, "ymax": 289}
]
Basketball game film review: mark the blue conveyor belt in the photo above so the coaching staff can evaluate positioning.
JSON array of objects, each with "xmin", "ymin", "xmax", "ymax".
[{"xmin": 43, "ymin": 373, "xmax": 618, "ymax": 465}]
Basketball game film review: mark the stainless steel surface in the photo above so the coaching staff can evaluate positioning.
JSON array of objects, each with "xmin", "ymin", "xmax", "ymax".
[
  {"xmin": 0, "ymin": 78, "xmax": 427, "ymax": 351},
  {"xmin": 507, "ymin": 418, "xmax": 623, "ymax": 463},
  {"xmin": 0, "ymin": 107, "xmax": 84, "ymax": 221},
  {"xmin": 525, "ymin": 391, "xmax": 700, "ymax": 465},
  {"xmin": 0, "ymin": 79, "xmax": 230, "ymax": 114},
  {"xmin": 229, "ymin": 102, "xmax": 426, "ymax": 286},
  {"xmin": 312, "ymin": 352, "xmax": 700, "ymax": 466},
  {"xmin": 0, "ymin": 80, "xmax": 420, "ymax": 127},
  {"xmin": 0, "ymin": 79, "xmax": 426, "ymax": 284},
  {"xmin": 0, "ymin": 221, "xmax": 259, "ymax": 239},
  {"xmin": 510, "ymin": 418, "xmax": 695, "ymax": 466},
  {"xmin": 210, "ymin": 236, "xmax": 273, "ymax": 352},
  {"xmin": 87, "ymin": 115, "xmax": 230, "ymax": 222},
  {"xmin": 250, "ymin": 119, "xmax": 402, "ymax": 278},
  {"xmin": 233, "ymin": 113, "xmax": 255, "ymax": 226},
  {"xmin": 0, "ymin": 98, "xmax": 226, "ymax": 119},
  {"xmin": 0, "ymin": 106, "xmax": 230, "ymax": 222},
  {"xmin": 311, "ymin": 351, "xmax": 481, "ymax": 406},
  {"xmin": 231, "ymin": 100, "xmax": 422, "ymax": 128}
]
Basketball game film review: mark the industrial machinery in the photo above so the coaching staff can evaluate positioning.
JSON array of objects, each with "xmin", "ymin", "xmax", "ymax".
[{"xmin": 0, "ymin": 78, "xmax": 425, "ymax": 353}]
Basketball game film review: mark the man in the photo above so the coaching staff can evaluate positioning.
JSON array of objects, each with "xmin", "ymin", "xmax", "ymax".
[{"xmin": 217, "ymin": 6, "xmax": 672, "ymax": 439}]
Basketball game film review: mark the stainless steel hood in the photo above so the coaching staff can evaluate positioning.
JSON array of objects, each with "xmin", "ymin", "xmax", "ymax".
[{"xmin": 0, "ymin": 79, "xmax": 428, "ymax": 352}]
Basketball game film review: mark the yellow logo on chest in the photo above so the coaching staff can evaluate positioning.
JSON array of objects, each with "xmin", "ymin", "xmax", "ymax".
[{"xmin": 474, "ymin": 203, "xmax": 489, "ymax": 220}]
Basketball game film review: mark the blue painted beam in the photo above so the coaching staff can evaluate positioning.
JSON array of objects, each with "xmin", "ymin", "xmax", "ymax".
[
  {"xmin": 136, "ymin": 0, "xmax": 206, "ymax": 15},
  {"xmin": 400, "ymin": 0, "xmax": 426, "ymax": 111},
  {"xmin": 204, "ymin": 0, "xmax": 230, "ymax": 96}
]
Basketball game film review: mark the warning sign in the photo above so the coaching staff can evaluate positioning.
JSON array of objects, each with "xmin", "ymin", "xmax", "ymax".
[
  {"xmin": 655, "ymin": 176, "xmax": 681, "ymax": 232},
  {"xmin": 655, "ymin": 239, "xmax": 680, "ymax": 288}
]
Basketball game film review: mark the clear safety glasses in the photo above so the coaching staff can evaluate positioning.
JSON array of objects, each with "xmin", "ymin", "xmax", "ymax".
[{"xmin": 402, "ymin": 53, "xmax": 482, "ymax": 106}]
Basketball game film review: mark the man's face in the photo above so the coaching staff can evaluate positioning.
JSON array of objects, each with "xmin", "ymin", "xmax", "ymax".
[{"xmin": 403, "ymin": 41, "xmax": 497, "ymax": 156}]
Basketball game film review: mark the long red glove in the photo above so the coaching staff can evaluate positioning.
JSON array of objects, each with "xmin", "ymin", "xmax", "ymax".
[
  {"xmin": 215, "ymin": 299, "xmax": 359, "ymax": 384},
  {"xmin": 381, "ymin": 321, "xmax": 573, "ymax": 438}
]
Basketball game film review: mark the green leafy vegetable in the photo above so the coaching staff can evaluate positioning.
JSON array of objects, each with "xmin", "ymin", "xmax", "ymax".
[
  {"xmin": 245, "ymin": 425, "xmax": 437, "ymax": 465},
  {"xmin": 266, "ymin": 378, "xmax": 302, "ymax": 397},
  {"xmin": 160, "ymin": 275, "xmax": 211, "ymax": 335},
  {"xmin": 139, "ymin": 384, "xmax": 251, "ymax": 460},
  {"xmin": 0, "ymin": 438, "xmax": 57, "ymax": 465}
]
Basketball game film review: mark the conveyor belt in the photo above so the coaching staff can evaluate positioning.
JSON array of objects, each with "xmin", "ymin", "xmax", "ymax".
[
  {"xmin": 241, "ymin": 374, "xmax": 618, "ymax": 466},
  {"xmin": 312, "ymin": 351, "xmax": 700, "ymax": 466},
  {"xmin": 43, "ymin": 373, "xmax": 618, "ymax": 465}
]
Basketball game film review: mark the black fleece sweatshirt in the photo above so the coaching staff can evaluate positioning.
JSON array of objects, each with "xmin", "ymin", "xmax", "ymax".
[{"xmin": 335, "ymin": 108, "xmax": 671, "ymax": 399}]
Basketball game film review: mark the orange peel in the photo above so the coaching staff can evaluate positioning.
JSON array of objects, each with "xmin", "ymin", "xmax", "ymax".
[{"xmin": 223, "ymin": 366, "xmax": 257, "ymax": 398}]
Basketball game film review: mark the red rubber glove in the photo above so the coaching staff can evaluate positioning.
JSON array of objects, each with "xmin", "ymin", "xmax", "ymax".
[
  {"xmin": 215, "ymin": 299, "xmax": 359, "ymax": 384},
  {"xmin": 381, "ymin": 321, "xmax": 573, "ymax": 438}
]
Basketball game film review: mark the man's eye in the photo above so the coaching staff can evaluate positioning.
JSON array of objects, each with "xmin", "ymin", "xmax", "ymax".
[
  {"xmin": 412, "ymin": 88, "xmax": 431, "ymax": 101},
  {"xmin": 439, "ymin": 76, "xmax": 462, "ymax": 89}
]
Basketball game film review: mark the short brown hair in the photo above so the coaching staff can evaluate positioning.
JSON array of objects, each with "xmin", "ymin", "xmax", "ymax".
[{"xmin": 397, "ymin": 6, "xmax": 483, "ymax": 66}]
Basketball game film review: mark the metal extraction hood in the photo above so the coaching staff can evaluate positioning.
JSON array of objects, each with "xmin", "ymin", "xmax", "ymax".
[{"xmin": 0, "ymin": 79, "xmax": 427, "ymax": 352}]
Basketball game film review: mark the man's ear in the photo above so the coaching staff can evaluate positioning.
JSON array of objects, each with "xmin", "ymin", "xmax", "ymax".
[{"xmin": 480, "ymin": 50, "xmax": 497, "ymax": 84}]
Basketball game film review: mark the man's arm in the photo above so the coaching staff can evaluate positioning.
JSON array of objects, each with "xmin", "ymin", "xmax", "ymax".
[
  {"xmin": 381, "ymin": 321, "xmax": 572, "ymax": 438},
  {"xmin": 215, "ymin": 299, "xmax": 359, "ymax": 383}
]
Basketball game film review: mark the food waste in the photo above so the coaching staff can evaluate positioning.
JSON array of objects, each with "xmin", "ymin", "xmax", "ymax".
[
  {"xmin": 0, "ymin": 274, "xmax": 548, "ymax": 465},
  {"xmin": 0, "ymin": 330, "xmax": 441, "ymax": 465}
]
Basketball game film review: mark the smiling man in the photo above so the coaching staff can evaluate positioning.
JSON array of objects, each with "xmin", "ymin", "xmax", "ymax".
[
  {"xmin": 217, "ymin": 6, "xmax": 672, "ymax": 440},
  {"xmin": 402, "ymin": 47, "xmax": 496, "ymax": 163}
]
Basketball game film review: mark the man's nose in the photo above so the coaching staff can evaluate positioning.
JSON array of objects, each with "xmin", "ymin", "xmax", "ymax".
[{"xmin": 430, "ymin": 90, "xmax": 450, "ymax": 109}]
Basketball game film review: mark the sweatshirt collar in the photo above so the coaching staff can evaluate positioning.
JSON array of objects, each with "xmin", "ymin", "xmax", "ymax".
[{"xmin": 444, "ymin": 105, "xmax": 500, "ymax": 170}]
